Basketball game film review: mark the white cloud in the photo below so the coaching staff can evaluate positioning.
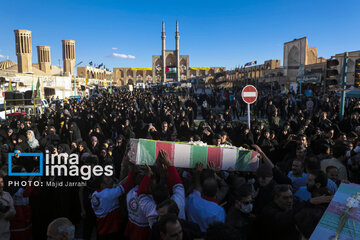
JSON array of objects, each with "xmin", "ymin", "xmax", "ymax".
[
  {"xmin": 112, "ymin": 47, "xmax": 118, "ymax": 50},
  {"xmin": 107, "ymin": 53, "xmax": 136, "ymax": 59},
  {"xmin": 0, "ymin": 54, "xmax": 9, "ymax": 59}
]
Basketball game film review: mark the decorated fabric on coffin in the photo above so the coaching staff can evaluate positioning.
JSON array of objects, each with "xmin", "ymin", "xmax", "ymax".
[{"xmin": 128, "ymin": 138, "xmax": 259, "ymax": 172}]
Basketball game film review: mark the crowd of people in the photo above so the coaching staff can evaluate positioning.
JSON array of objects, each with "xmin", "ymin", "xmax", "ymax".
[{"xmin": 0, "ymin": 85, "xmax": 360, "ymax": 240}]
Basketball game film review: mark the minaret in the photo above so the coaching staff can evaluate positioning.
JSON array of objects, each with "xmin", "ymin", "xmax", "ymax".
[
  {"xmin": 175, "ymin": 20, "xmax": 180, "ymax": 81},
  {"xmin": 162, "ymin": 20, "xmax": 166, "ymax": 82}
]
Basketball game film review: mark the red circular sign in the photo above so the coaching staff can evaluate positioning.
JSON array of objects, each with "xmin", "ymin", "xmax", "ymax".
[{"xmin": 242, "ymin": 85, "xmax": 258, "ymax": 104}]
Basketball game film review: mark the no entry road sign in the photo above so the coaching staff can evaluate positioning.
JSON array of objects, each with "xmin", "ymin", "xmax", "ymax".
[
  {"xmin": 242, "ymin": 85, "xmax": 258, "ymax": 104},
  {"xmin": 242, "ymin": 85, "xmax": 258, "ymax": 129}
]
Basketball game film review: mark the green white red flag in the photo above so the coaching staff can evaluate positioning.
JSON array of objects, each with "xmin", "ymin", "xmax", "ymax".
[{"xmin": 128, "ymin": 138, "xmax": 259, "ymax": 171}]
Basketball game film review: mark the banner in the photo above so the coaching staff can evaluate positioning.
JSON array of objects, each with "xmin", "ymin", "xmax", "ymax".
[
  {"xmin": 130, "ymin": 68, "xmax": 152, "ymax": 71},
  {"xmin": 296, "ymin": 73, "xmax": 321, "ymax": 84},
  {"xmin": 128, "ymin": 139, "xmax": 259, "ymax": 171},
  {"xmin": 310, "ymin": 183, "xmax": 360, "ymax": 240},
  {"xmin": 190, "ymin": 67, "xmax": 211, "ymax": 71}
]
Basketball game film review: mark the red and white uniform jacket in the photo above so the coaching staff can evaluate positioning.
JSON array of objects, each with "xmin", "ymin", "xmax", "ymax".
[
  {"xmin": 10, "ymin": 186, "xmax": 38, "ymax": 240},
  {"xmin": 91, "ymin": 172, "xmax": 134, "ymax": 235},
  {"xmin": 124, "ymin": 186, "xmax": 151, "ymax": 240},
  {"xmin": 136, "ymin": 166, "xmax": 185, "ymax": 228}
]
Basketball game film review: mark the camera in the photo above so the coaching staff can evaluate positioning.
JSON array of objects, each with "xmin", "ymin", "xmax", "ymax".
[{"xmin": 0, "ymin": 201, "xmax": 9, "ymax": 213}]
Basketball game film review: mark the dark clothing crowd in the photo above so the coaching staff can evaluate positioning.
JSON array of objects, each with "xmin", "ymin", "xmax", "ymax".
[{"xmin": 0, "ymin": 86, "xmax": 360, "ymax": 240}]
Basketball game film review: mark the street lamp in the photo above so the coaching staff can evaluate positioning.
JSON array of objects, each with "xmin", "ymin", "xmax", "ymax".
[{"xmin": 73, "ymin": 61, "xmax": 83, "ymax": 96}]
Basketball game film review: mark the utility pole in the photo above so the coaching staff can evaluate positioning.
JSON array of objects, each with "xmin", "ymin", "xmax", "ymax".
[
  {"xmin": 73, "ymin": 61, "xmax": 83, "ymax": 96},
  {"xmin": 339, "ymin": 52, "xmax": 348, "ymax": 120}
]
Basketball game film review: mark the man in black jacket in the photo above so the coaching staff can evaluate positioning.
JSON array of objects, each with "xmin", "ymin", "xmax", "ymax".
[
  {"xmin": 253, "ymin": 164, "xmax": 276, "ymax": 215},
  {"xmin": 226, "ymin": 183, "xmax": 255, "ymax": 240},
  {"xmin": 259, "ymin": 184, "xmax": 299, "ymax": 240},
  {"xmin": 149, "ymin": 200, "xmax": 201, "ymax": 240}
]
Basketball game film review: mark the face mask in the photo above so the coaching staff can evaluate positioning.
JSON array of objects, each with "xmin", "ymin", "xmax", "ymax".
[{"xmin": 240, "ymin": 203, "xmax": 253, "ymax": 214}]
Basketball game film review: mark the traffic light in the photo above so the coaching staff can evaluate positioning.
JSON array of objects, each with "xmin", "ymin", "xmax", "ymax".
[
  {"xmin": 325, "ymin": 59, "xmax": 339, "ymax": 88},
  {"xmin": 354, "ymin": 59, "xmax": 360, "ymax": 87}
]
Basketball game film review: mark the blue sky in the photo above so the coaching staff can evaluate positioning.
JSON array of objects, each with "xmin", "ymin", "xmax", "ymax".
[{"xmin": 0, "ymin": 0, "xmax": 358, "ymax": 70}]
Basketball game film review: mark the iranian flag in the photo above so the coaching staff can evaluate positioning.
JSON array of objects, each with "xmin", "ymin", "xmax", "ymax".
[
  {"xmin": 166, "ymin": 66, "xmax": 177, "ymax": 74},
  {"xmin": 128, "ymin": 139, "xmax": 259, "ymax": 172}
]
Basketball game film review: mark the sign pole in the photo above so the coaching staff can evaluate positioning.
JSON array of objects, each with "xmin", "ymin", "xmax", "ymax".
[
  {"xmin": 242, "ymin": 85, "xmax": 258, "ymax": 129},
  {"xmin": 247, "ymin": 103, "xmax": 250, "ymax": 129},
  {"xmin": 339, "ymin": 52, "xmax": 348, "ymax": 120}
]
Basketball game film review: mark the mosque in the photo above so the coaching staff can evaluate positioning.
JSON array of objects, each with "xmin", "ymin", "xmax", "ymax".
[{"xmin": 110, "ymin": 21, "xmax": 226, "ymax": 85}]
